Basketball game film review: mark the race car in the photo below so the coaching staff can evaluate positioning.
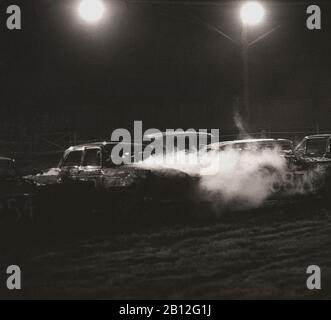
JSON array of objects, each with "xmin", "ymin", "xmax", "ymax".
[
  {"xmin": 293, "ymin": 134, "xmax": 331, "ymax": 193},
  {"xmin": 202, "ymin": 137, "xmax": 330, "ymax": 196},
  {"xmin": 25, "ymin": 142, "xmax": 196, "ymax": 221},
  {"xmin": 294, "ymin": 134, "xmax": 331, "ymax": 164}
]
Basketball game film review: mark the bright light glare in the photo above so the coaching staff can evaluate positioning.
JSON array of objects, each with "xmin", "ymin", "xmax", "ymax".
[
  {"xmin": 240, "ymin": 2, "xmax": 265, "ymax": 26},
  {"xmin": 78, "ymin": 0, "xmax": 105, "ymax": 23}
]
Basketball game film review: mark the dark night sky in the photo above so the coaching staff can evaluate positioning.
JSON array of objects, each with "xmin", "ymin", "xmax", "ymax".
[{"xmin": 1, "ymin": 0, "xmax": 331, "ymax": 138}]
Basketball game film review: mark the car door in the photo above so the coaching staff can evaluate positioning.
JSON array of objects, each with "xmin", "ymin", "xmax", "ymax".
[
  {"xmin": 59, "ymin": 149, "xmax": 84, "ymax": 182},
  {"xmin": 294, "ymin": 138, "xmax": 307, "ymax": 158},
  {"xmin": 293, "ymin": 137, "xmax": 330, "ymax": 189},
  {"xmin": 77, "ymin": 147, "xmax": 102, "ymax": 187}
]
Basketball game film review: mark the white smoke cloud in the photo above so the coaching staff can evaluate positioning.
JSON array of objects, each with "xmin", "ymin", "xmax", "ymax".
[
  {"xmin": 198, "ymin": 148, "xmax": 287, "ymax": 211},
  {"xmin": 137, "ymin": 146, "xmax": 326, "ymax": 214}
]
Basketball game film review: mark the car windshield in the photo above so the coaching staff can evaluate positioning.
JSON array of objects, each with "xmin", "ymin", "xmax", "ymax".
[
  {"xmin": 305, "ymin": 138, "xmax": 327, "ymax": 157},
  {"xmin": 0, "ymin": 159, "xmax": 16, "ymax": 177}
]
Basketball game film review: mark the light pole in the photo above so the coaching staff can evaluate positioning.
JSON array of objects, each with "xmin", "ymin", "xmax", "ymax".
[
  {"xmin": 190, "ymin": 2, "xmax": 269, "ymax": 130},
  {"xmin": 240, "ymin": 1, "xmax": 265, "ymax": 127},
  {"xmin": 241, "ymin": 23, "xmax": 250, "ymax": 126}
]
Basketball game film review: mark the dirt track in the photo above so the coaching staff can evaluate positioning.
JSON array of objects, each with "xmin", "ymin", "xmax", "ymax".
[{"xmin": 1, "ymin": 198, "xmax": 331, "ymax": 299}]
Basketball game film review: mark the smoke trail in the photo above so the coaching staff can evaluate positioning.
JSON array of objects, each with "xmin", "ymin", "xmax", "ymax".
[
  {"xmin": 137, "ymin": 146, "xmax": 288, "ymax": 208},
  {"xmin": 137, "ymin": 143, "xmax": 329, "ymax": 214},
  {"xmin": 197, "ymin": 148, "xmax": 287, "ymax": 212},
  {"xmin": 234, "ymin": 111, "xmax": 251, "ymax": 140}
]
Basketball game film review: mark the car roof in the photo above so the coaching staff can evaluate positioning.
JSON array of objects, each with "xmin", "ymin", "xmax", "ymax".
[
  {"xmin": 208, "ymin": 138, "xmax": 293, "ymax": 149},
  {"xmin": 144, "ymin": 131, "xmax": 214, "ymax": 139},
  {"xmin": 67, "ymin": 141, "xmax": 148, "ymax": 151},
  {"xmin": 305, "ymin": 134, "xmax": 331, "ymax": 139},
  {"xmin": 0, "ymin": 156, "xmax": 14, "ymax": 162}
]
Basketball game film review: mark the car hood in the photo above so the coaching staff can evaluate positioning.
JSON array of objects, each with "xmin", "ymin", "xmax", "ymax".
[{"xmin": 102, "ymin": 164, "xmax": 190, "ymax": 180}]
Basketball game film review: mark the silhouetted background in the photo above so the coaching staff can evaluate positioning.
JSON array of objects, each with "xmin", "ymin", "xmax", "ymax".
[{"xmin": 1, "ymin": 0, "xmax": 331, "ymax": 157}]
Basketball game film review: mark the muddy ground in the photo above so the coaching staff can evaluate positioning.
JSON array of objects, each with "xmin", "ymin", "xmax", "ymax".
[{"xmin": 1, "ymin": 198, "xmax": 331, "ymax": 300}]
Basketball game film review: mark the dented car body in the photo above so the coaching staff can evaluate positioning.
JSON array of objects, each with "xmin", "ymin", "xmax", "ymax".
[
  {"xmin": 294, "ymin": 134, "xmax": 331, "ymax": 165},
  {"xmin": 293, "ymin": 134, "xmax": 331, "ymax": 192},
  {"xmin": 26, "ymin": 142, "xmax": 195, "ymax": 210}
]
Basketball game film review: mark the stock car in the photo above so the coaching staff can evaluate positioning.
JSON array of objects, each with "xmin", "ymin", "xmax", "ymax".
[
  {"xmin": 203, "ymin": 137, "xmax": 331, "ymax": 196},
  {"xmin": 293, "ymin": 134, "xmax": 331, "ymax": 193},
  {"xmin": 294, "ymin": 134, "xmax": 331, "ymax": 164},
  {"xmin": 25, "ymin": 142, "xmax": 196, "ymax": 220},
  {"xmin": 0, "ymin": 157, "xmax": 36, "ymax": 227}
]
